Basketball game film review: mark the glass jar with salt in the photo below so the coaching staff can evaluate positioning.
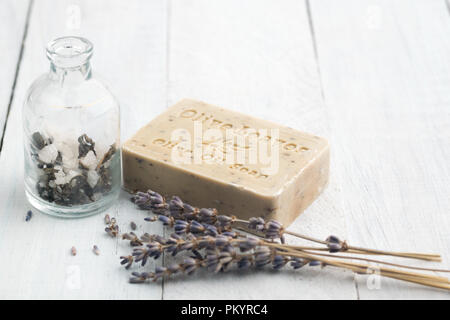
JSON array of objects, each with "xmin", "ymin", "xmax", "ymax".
[{"xmin": 22, "ymin": 36, "xmax": 121, "ymax": 217}]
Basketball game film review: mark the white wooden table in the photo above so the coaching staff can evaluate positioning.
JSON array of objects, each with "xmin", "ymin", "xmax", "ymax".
[{"xmin": 0, "ymin": 0, "xmax": 449, "ymax": 299}]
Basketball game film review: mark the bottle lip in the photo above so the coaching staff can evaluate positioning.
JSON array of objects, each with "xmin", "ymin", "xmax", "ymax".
[{"xmin": 46, "ymin": 36, "xmax": 93, "ymax": 68}]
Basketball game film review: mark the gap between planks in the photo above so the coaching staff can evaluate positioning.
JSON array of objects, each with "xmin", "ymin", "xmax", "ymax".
[
  {"xmin": 304, "ymin": 0, "xmax": 360, "ymax": 299},
  {"xmin": 0, "ymin": 0, "xmax": 33, "ymax": 152}
]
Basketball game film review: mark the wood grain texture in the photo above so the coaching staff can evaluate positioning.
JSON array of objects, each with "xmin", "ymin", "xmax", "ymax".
[
  {"xmin": 310, "ymin": 0, "xmax": 450, "ymax": 299},
  {"xmin": 0, "ymin": 0, "xmax": 167, "ymax": 299},
  {"xmin": 163, "ymin": 0, "xmax": 356, "ymax": 299},
  {"xmin": 0, "ymin": 0, "xmax": 29, "ymax": 145}
]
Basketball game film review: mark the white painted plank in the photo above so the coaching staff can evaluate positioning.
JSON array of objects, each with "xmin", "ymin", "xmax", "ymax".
[
  {"xmin": 0, "ymin": 0, "xmax": 29, "ymax": 143},
  {"xmin": 311, "ymin": 0, "xmax": 450, "ymax": 298},
  {"xmin": 163, "ymin": 0, "xmax": 356, "ymax": 299},
  {"xmin": 0, "ymin": 0, "xmax": 167, "ymax": 299}
]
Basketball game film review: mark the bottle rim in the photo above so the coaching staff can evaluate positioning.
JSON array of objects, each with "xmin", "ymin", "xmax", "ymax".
[{"xmin": 46, "ymin": 36, "xmax": 93, "ymax": 68}]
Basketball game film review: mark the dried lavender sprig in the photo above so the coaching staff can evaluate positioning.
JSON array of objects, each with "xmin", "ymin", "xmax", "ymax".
[
  {"xmin": 110, "ymin": 215, "xmax": 450, "ymax": 289},
  {"xmin": 120, "ymin": 230, "xmax": 450, "ymax": 275},
  {"xmin": 121, "ymin": 233, "xmax": 317, "ymax": 270},
  {"xmin": 132, "ymin": 190, "xmax": 441, "ymax": 261},
  {"xmin": 112, "ymin": 213, "xmax": 450, "ymax": 279},
  {"xmin": 121, "ymin": 231, "xmax": 168, "ymax": 247},
  {"xmin": 156, "ymin": 214, "xmax": 239, "ymax": 239},
  {"xmin": 133, "ymin": 191, "xmax": 282, "ymax": 241},
  {"xmin": 128, "ymin": 245, "xmax": 313, "ymax": 283},
  {"xmin": 126, "ymin": 236, "xmax": 450, "ymax": 289}
]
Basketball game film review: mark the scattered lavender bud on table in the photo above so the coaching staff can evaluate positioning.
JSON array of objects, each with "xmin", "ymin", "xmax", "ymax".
[
  {"xmin": 25, "ymin": 210, "xmax": 33, "ymax": 222},
  {"xmin": 130, "ymin": 221, "xmax": 137, "ymax": 230},
  {"xmin": 71, "ymin": 246, "xmax": 77, "ymax": 256},
  {"xmin": 104, "ymin": 214, "xmax": 111, "ymax": 224},
  {"xmin": 93, "ymin": 245, "xmax": 100, "ymax": 255}
]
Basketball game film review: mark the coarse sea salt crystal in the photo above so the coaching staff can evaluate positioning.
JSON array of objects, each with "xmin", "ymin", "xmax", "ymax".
[
  {"xmin": 38, "ymin": 144, "xmax": 58, "ymax": 164},
  {"xmin": 54, "ymin": 141, "xmax": 78, "ymax": 170},
  {"xmin": 80, "ymin": 150, "xmax": 98, "ymax": 170},
  {"xmin": 54, "ymin": 167, "xmax": 80, "ymax": 185},
  {"xmin": 65, "ymin": 170, "xmax": 80, "ymax": 183},
  {"xmin": 54, "ymin": 167, "xmax": 66, "ymax": 185},
  {"xmin": 87, "ymin": 170, "xmax": 99, "ymax": 188}
]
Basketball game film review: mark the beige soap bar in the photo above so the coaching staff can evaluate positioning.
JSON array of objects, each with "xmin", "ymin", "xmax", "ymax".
[{"xmin": 122, "ymin": 99, "xmax": 329, "ymax": 226}]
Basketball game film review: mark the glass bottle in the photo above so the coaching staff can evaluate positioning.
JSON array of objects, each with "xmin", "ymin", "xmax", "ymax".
[{"xmin": 22, "ymin": 36, "xmax": 121, "ymax": 218}]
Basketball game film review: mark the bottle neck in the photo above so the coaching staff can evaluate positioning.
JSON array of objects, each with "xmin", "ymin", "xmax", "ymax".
[
  {"xmin": 46, "ymin": 36, "xmax": 94, "ymax": 85},
  {"xmin": 49, "ymin": 61, "xmax": 92, "ymax": 85}
]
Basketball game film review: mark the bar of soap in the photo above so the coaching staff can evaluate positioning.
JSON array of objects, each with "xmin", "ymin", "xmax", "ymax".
[{"xmin": 122, "ymin": 99, "xmax": 329, "ymax": 226}]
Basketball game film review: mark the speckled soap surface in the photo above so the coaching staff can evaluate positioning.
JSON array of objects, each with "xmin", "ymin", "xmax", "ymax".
[{"xmin": 122, "ymin": 99, "xmax": 329, "ymax": 226}]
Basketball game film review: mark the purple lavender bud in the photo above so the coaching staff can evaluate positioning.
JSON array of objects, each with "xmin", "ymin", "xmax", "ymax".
[
  {"xmin": 174, "ymin": 220, "xmax": 189, "ymax": 234},
  {"xmin": 327, "ymin": 242, "xmax": 342, "ymax": 253},
  {"xmin": 206, "ymin": 253, "xmax": 219, "ymax": 265},
  {"xmin": 168, "ymin": 196, "xmax": 184, "ymax": 218},
  {"xmin": 190, "ymin": 220, "xmax": 206, "ymax": 234},
  {"xmin": 182, "ymin": 203, "xmax": 196, "ymax": 219},
  {"xmin": 158, "ymin": 215, "xmax": 173, "ymax": 226},
  {"xmin": 170, "ymin": 233, "xmax": 183, "ymax": 240},
  {"xmin": 290, "ymin": 257, "xmax": 305, "ymax": 269},
  {"xmin": 199, "ymin": 208, "xmax": 216, "ymax": 224},
  {"xmin": 181, "ymin": 241, "xmax": 194, "ymax": 251},
  {"xmin": 168, "ymin": 263, "xmax": 181, "ymax": 274},
  {"xmin": 25, "ymin": 210, "xmax": 33, "ymax": 222},
  {"xmin": 129, "ymin": 271, "xmax": 152, "ymax": 283},
  {"xmin": 170, "ymin": 196, "xmax": 183, "ymax": 208},
  {"xmin": 166, "ymin": 238, "xmax": 177, "ymax": 246},
  {"xmin": 267, "ymin": 220, "xmax": 282, "ymax": 230},
  {"xmin": 217, "ymin": 215, "xmax": 232, "ymax": 227},
  {"xmin": 166, "ymin": 245, "xmax": 177, "ymax": 255},
  {"xmin": 218, "ymin": 252, "xmax": 233, "ymax": 265},
  {"xmin": 204, "ymin": 224, "xmax": 218, "ymax": 236},
  {"xmin": 272, "ymin": 255, "xmax": 287, "ymax": 270},
  {"xmin": 198, "ymin": 236, "xmax": 214, "ymax": 249},
  {"xmin": 120, "ymin": 255, "xmax": 134, "ymax": 269},
  {"xmin": 191, "ymin": 249, "xmax": 203, "ymax": 260},
  {"xmin": 148, "ymin": 190, "xmax": 164, "ymax": 203},
  {"xmin": 309, "ymin": 260, "xmax": 321, "ymax": 267},
  {"xmin": 140, "ymin": 233, "xmax": 152, "ymax": 242},
  {"xmin": 146, "ymin": 244, "xmax": 162, "ymax": 259},
  {"xmin": 132, "ymin": 247, "xmax": 151, "ymax": 265},
  {"xmin": 237, "ymin": 257, "xmax": 252, "ymax": 269},
  {"xmin": 221, "ymin": 244, "xmax": 235, "ymax": 254},
  {"xmin": 215, "ymin": 235, "xmax": 230, "ymax": 247},
  {"xmin": 222, "ymin": 231, "xmax": 238, "ymax": 238},
  {"xmin": 183, "ymin": 257, "xmax": 197, "ymax": 267},
  {"xmin": 326, "ymin": 235, "xmax": 340, "ymax": 244},
  {"xmin": 154, "ymin": 266, "xmax": 167, "ymax": 280},
  {"xmin": 248, "ymin": 217, "xmax": 265, "ymax": 231},
  {"xmin": 254, "ymin": 247, "xmax": 271, "ymax": 267},
  {"xmin": 239, "ymin": 237, "xmax": 259, "ymax": 252},
  {"xmin": 153, "ymin": 235, "xmax": 167, "ymax": 244}
]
